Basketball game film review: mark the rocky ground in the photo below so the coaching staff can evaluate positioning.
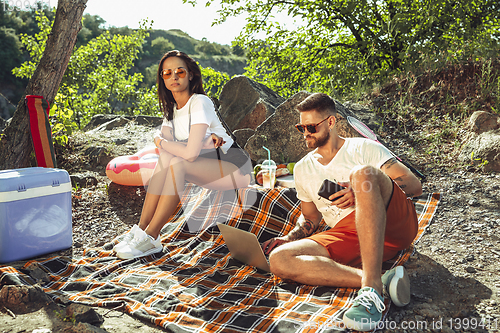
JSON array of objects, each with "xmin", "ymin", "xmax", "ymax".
[{"xmin": 1, "ymin": 111, "xmax": 500, "ymax": 332}]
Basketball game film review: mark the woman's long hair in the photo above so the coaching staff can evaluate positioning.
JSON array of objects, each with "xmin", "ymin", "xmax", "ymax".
[{"xmin": 157, "ymin": 50, "xmax": 206, "ymax": 121}]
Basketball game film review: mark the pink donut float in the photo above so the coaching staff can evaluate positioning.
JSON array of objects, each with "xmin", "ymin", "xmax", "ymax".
[{"xmin": 106, "ymin": 146, "xmax": 159, "ymax": 186}]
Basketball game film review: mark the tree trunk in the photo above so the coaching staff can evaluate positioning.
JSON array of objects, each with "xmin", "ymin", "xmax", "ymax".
[{"xmin": 0, "ymin": 0, "xmax": 87, "ymax": 170}]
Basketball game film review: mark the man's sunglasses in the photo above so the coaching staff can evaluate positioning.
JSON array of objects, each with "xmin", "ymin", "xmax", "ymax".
[
  {"xmin": 295, "ymin": 116, "xmax": 331, "ymax": 134},
  {"xmin": 161, "ymin": 68, "xmax": 187, "ymax": 80}
]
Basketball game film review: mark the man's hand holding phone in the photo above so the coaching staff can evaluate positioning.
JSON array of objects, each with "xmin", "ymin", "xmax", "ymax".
[{"xmin": 318, "ymin": 179, "xmax": 355, "ymax": 209}]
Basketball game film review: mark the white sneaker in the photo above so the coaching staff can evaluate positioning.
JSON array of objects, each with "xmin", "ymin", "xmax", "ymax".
[
  {"xmin": 115, "ymin": 231, "xmax": 163, "ymax": 259},
  {"xmin": 381, "ymin": 266, "xmax": 410, "ymax": 307},
  {"xmin": 113, "ymin": 225, "xmax": 141, "ymax": 253}
]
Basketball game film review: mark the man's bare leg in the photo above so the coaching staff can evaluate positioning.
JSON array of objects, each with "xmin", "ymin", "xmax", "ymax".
[
  {"xmin": 349, "ymin": 165, "xmax": 393, "ymax": 294},
  {"xmin": 269, "ymin": 165, "xmax": 393, "ymax": 292},
  {"xmin": 269, "ymin": 239, "xmax": 363, "ymax": 287}
]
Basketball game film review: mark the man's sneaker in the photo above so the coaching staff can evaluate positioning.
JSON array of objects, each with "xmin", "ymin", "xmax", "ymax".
[
  {"xmin": 113, "ymin": 225, "xmax": 141, "ymax": 253},
  {"xmin": 343, "ymin": 287, "xmax": 385, "ymax": 332},
  {"xmin": 381, "ymin": 266, "xmax": 410, "ymax": 307},
  {"xmin": 115, "ymin": 231, "xmax": 163, "ymax": 259}
]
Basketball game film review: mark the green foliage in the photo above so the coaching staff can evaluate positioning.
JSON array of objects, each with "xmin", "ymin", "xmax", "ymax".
[
  {"xmin": 196, "ymin": 39, "xmax": 230, "ymax": 55},
  {"xmin": 0, "ymin": 27, "xmax": 22, "ymax": 82},
  {"xmin": 11, "ymin": 10, "xmax": 51, "ymax": 79},
  {"xmin": 62, "ymin": 22, "xmax": 160, "ymax": 124},
  {"xmin": 138, "ymin": 29, "xmax": 245, "ymax": 87},
  {"xmin": 76, "ymin": 13, "xmax": 106, "ymax": 46},
  {"xmin": 0, "ymin": 5, "xmax": 56, "ymax": 105},
  {"xmin": 196, "ymin": 0, "xmax": 500, "ymax": 98},
  {"xmin": 470, "ymin": 151, "xmax": 489, "ymax": 168},
  {"xmin": 0, "ymin": 3, "xmax": 55, "ymax": 35},
  {"xmin": 49, "ymin": 91, "xmax": 78, "ymax": 146},
  {"xmin": 143, "ymin": 63, "xmax": 159, "ymax": 88},
  {"xmin": 231, "ymin": 44, "xmax": 245, "ymax": 57},
  {"xmin": 151, "ymin": 36, "xmax": 175, "ymax": 55},
  {"xmin": 53, "ymin": 309, "xmax": 76, "ymax": 324},
  {"xmin": 200, "ymin": 65, "xmax": 230, "ymax": 97},
  {"xmin": 146, "ymin": 29, "xmax": 197, "ymax": 55},
  {"xmin": 12, "ymin": 11, "xmax": 158, "ymax": 144},
  {"xmin": 1, "ymin": 8, "xmax": 245, "ymax": 119}
]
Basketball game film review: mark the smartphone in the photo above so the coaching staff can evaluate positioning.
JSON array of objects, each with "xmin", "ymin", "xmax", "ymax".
[{"xmin": 318, "ymin": 179, "xmax": 346, "ymax": 200}]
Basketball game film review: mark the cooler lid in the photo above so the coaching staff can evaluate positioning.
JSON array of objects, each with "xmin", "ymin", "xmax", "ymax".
[{"xmin": 0, "ymin": 167, "xmax": 70, "ymax": 192}]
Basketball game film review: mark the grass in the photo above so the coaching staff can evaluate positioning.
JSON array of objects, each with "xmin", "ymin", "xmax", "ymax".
[{"xmin": 350, "ymin": 55, "xmax": 500, "ymax": 173}]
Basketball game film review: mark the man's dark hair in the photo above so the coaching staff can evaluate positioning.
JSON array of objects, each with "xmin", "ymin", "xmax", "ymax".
[{"xmin": 296, "ymin": 93, "xmax": 336, "ymax": 116}]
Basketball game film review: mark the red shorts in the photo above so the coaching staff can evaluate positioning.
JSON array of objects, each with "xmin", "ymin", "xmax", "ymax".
[{"xmin": 307, "ymin": 181, "xmax": 418, "ymax": 268}]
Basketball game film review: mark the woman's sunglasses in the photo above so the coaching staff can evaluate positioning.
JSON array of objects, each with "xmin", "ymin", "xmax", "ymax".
[
  {"xmin": 161, "ymin": 68, "xmax": 187, "ymax": 80},
  {"xmin": 295, "ymin": 116, "xmax": 331, "ymax": 134}
]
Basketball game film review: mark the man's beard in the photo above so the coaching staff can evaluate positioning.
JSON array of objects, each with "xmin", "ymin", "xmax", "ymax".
[{"xmin": 306, "ymin": 131, "xmax": 330, "ymax": 149}]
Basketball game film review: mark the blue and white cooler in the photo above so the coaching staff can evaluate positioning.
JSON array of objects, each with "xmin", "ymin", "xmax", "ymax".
[{"xmin": 0, "ymin": 167, "xmax": 72, "ymax": 263}]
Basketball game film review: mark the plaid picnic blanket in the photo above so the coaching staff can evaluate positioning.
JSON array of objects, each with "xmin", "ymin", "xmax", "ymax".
[{"xmin": 0, "ymin": 185, "xmax": 440, "ymax": 332}]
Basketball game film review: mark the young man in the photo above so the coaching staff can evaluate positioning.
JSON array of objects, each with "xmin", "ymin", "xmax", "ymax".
[{"xmin": 261, "ymin": 93, "xmax": 422, "ymax": 331}]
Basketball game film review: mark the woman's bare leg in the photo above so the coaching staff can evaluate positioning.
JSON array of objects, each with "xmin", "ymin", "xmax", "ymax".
[
  {"xmin": 138, "ymin": 151, "xmax": 174, "ymax": 230},
  {"xmin": 144, "ymin": 156, "xmax": 251, "ymax": 238}
]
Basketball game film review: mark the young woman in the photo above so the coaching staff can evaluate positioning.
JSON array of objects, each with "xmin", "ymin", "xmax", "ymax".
[{"xmin": 114, "ymin": 50, "xmax": 252, "ymax": 259}]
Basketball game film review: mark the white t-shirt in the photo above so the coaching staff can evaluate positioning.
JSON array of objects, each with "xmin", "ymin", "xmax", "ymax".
[
  {"xmin": 160, "ymin": 94, "xmax": 233, "ymax": 153},
  {"xmin": 294, "ymin": 137, "xmax": 393, "ymax": 228}
]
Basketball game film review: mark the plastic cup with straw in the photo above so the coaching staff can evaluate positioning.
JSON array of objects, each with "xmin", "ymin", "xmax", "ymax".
[{"xmin": 261, "ymin": 146, "xmax": 276, "ymax": 189}]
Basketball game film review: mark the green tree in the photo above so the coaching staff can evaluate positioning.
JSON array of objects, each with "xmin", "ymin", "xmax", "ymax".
[
  {"xmin": 196, "ymin": 39, "xmax": 230, "ymax": 55},
  {"xmin": 77, "ymin": 13, "xmax": 106, "ymax": 46},
  {"xmin": 201, "ymin": 66, "xmax": 230, "ymax": 97},
  {"xmin": 151, "ymin": 36, "xmax": 175, "ymax": 55},
  {"xmin": 12, "ymin": 11, "xmax": 51, "ymax": 79},
  {"xmin": 12, "ymin": 11, "xmax": 158, "ymax": 144},
  {"xmin": 143, "ymin": 63, "xmax": 159, "ymax": 88},
  {"xmin": 0, "ymin": 3, "xmax": 55, "ymax": 36},
  {"xmin": 192, "ymin": 0, "xmax": 500, "ymax": 97},
  {"xmin": 0, "ymin": 0, "xmax": 87, "ymax": 170},
  {"xmin": 0, "ymin": 27, "xmax": 22, "ymax": 83},
  {"xmin": 0, "ymin": 5, "xmax": 56, "ymax": 104}
]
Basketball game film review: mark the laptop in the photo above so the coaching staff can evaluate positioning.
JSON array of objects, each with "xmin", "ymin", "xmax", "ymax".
[{"xmin": 217, "ymin": 223, "xmax": 270, "ymax": 272}]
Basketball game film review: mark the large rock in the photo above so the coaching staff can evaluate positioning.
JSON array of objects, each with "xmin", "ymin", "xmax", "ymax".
[
  {"xmin": 88, "ymin": 116, "xmax": 130, "ymax": 133},
  {"xmin": 459, "ymin": 111, "xmax": 500, "ymax": 172},
  {"xmin": 84, "ymin": 114, "xmax": 162, "ymax": 131},
  {"xmin": 0, "ymin": 285, "xmax": 54, "ymax": 314},
  {"xmin": 244, "ymin": 92, "xmax": 371, "ymax": 163},
  {"xmin": 219, "ymin": 76, "xmax": 285, "ymax": 131},
  {"xmin": 84, "ymin": 114, "xmax": 123, "ymax": 131},
  {"xmin": 334, "ymin": 101, "xmax": 373, "ymax": 139},
  {"xmin": 65, "ymin": 303, "xmax": 104, "ymax": 325},
  {"xmin": 465, "ymin": 111, "xmax": 500, "ymax": 135},
  {"xmin": 233, "ymin": 128, "xmax": 255, "ymax": 149},
  {"xmin": 245, "ymin": 91, "xmax": 310, "ymax": 163}
]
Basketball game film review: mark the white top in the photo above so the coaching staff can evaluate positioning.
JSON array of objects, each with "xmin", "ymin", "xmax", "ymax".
[
  {"xmin": 294, "ymin": 137, "xmax": 393, "ymax": 228},
  {"xmin": 160, "ymin": 94, "xmax": 233, "ymax": 153}
]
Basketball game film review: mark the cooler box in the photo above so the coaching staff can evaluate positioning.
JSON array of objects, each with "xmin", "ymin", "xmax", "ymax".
[{"xmin": 0, "ymin": 167, "xmax": 72, "ymax": 263}]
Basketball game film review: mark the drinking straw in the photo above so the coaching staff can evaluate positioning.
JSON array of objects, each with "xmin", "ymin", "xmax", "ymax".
[{"xmin": 263, "ymin": 146, "xmax": 271, "ymax": 162}]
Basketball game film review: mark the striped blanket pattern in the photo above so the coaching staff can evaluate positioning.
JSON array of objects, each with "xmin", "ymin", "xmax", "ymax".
[
  {"xmin": 26, "ymin": 95, "xmax": 57, "ymax": 168},
  {"xmin": 0, "ymin": 185, "xmax": 440, "ymax": 332}
]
